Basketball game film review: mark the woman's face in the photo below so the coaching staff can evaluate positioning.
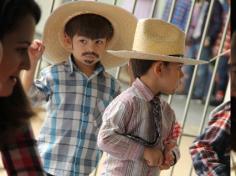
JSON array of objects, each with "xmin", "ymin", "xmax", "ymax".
[{"xmin": 0, "ymin": 15, "xmax": 35, "ymax": 96}]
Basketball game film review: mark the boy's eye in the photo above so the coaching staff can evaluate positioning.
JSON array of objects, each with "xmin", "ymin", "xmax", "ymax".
[
  {"xmin": 95, "ymin": 40, "xmax": 104, "ymax": 45},
  {"xmin": 79, "ymin": 40, "xmax": 87, "ymax": 44}
]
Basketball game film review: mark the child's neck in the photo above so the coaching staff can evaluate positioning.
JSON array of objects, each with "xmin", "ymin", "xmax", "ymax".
[
  {"xmin": 140, "ymin": 75, "xmax": 160, "ymax": 95},
  {"xmin": 74, "ymin": 59, "xmax": 96, "ymax": 77}
]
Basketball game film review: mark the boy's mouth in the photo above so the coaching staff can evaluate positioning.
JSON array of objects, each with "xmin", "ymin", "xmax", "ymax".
[
  {"xmin": 84, "ymin": 60, "xmax": 95, "ymax": 64},
  {"xmin": 83, "ymin": 57, "xmax": 101, "ymax": 66},
  {"xmin": 82, "ymin": 52, "xmax": 99, "ymax": 58}
]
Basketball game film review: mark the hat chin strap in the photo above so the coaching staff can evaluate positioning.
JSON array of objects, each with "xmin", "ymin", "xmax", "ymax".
[{"xmin": 0, "ymin": 41, "xmax": 3, "ymax": 63}]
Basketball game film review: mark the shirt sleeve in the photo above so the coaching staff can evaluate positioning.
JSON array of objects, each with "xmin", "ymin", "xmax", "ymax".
[
  {"xmin": 162, "ymin": 102, "xmax": 181, "ymax": 163},
  {"xmin": 170, "ymin": 121, "xmax": 181, "ymax": 162},
  {"xmin": 189, "ymin": 108, "xmax": 230, "ymax": 176},
  {"xmin": 97, "ymin": 98, "xmax": 144, "ymax": 161},
  {"xmin": 28, "ymin": 68, "xmax": 52, "ymax": 107},
  {"xmin": 1, "ymin": 124, "xmax": 45, "ymax": 175}
]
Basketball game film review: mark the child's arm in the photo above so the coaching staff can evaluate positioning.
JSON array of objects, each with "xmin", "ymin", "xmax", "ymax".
[
  {"xmin": 21, "ymin": 39, "xmax": 45, "ymax": 92},
  {"xmin": 161, "ymin": 121, "xmax": 182, "ymax": 169},
  {"xmin": 97, "ymin": 99, "xmax": 145, "ymax": 161}
]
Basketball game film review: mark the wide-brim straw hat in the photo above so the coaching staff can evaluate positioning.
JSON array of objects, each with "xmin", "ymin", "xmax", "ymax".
[
  {"xmin": 43, "ymin": 1, "xmax": 137, "ymax": 69},
  {"xmin": 108, "ymin": 19, "xmax": 207, "ymax": 65}
]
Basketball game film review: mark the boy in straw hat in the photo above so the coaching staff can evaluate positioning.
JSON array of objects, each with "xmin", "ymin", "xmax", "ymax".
[
  {"xmin": 97, "ymin": 19, "xmax": 207, "ymax": 175},
  {"xmin": 21, "ymin": 1, "xmax": 136, "ymax": 175}
]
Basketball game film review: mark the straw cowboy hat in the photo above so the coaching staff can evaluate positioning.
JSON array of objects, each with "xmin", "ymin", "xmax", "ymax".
[
  {"xmin": 108, "ymin": 19, "xmax": 208, "ymax": 65},
  {"xmin": 43, "ymin": 1, "xmax": 137, "ymax": 69}
]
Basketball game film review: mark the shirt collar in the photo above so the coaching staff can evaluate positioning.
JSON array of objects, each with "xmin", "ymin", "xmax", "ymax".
[{"xmin": 132, "ymin": 78, "xmax": 155, "ymax": 101}]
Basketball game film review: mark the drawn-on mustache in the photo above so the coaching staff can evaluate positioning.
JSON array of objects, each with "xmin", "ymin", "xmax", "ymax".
[{"xmin": 82, "ymin": 52, "xmax": 99, "ymax": 58}]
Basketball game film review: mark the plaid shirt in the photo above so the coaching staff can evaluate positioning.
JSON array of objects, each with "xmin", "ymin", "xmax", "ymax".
[
  {"xmin": 97, "ymin": 78, "xmax": 180, "ymax": 176},
  {"xmin": 189, "ymin": 101, "xmax": 230, "ymax": 176},
  {"xmin": 29, "ymin": 57, "xmax": 120, "ymax": 176},
  {"xmin": 1, "ymin": 124, "xmax": 45, "ymax": 176},
  {"xmin": 162, "ymin": 0, "xmax": 191, "ymax": 31}
]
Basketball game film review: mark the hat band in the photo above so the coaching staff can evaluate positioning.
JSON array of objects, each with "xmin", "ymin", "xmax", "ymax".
[{"xmin": 169, "ymin": 54, "xmax": 184, "ymax": 57}]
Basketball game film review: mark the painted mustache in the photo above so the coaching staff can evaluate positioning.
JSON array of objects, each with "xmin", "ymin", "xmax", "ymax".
[{"xmin": 82, "ymin": 52, "xmax": 99, "ymax": 58}]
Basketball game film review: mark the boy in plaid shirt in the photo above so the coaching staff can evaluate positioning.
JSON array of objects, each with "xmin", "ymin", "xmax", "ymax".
[{"xmin": 22, "ymin": 1, "xmax": 137, "ymax": 175}]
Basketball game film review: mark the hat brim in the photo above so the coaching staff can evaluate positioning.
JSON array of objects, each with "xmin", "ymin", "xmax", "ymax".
[
  {"xmin": 107, "ymin": 50, "xmax": 208, "ymax": 65},
  {"xmin": 43, "ymin": 1, "xmax": 137, "ymax": 69}
]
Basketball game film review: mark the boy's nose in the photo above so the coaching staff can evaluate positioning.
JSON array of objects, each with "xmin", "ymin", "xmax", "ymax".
[{"xmin": 87, "ymin": 42, "xmax": 96, "ymax": 52}]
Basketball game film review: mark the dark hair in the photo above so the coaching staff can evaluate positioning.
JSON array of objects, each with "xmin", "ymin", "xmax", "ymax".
[
  {"xmin": 0, "ymin": 0, "xmax": 41, "ymax": 40},
  {"xmin": 130, "ymin": 59, "xmax": 170, "ymax": 78},
  {"xmin": 65, "ymin": 13, "xmax": 114, "ymax": 41},
  {"xmin": 0, "ymin": 0, "xmax": 40, "ymax": 144},
  {"xmin": 130, "ymin": 59, "xmax": 156, "ymax": 78},
  {"xmin": 0, "ymin": 80, "xmax": 35, "ymax": 146}
]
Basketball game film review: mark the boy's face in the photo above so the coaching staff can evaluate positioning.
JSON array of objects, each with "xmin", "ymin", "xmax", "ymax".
[
  {"xmin": 155, "ymin": 62, "xmax": 184, "ymax": 94},
  {"xmin": 65, "ymin": 35, "xmax": 108, "ymax": 67}
]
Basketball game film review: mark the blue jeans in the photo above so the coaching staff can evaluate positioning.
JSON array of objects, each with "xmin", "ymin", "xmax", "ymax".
[{"xmin": 215, "ymin": 56, "xmax": 229, "ymax": 92}]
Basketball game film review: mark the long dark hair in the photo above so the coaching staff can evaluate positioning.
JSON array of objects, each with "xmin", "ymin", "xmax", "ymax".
[
  {"xmin": 0, "ymin": 0, "xmax": 41, "ymax": 145},
  {"xmin": 0, "ymin": 0, "xmax": 41, "ymax": 39},
  {"xmin": 0, "ymin": 79, "xmax": 35, "ymax": 143}
]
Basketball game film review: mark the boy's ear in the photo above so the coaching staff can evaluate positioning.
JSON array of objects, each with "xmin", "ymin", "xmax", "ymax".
[
  {"xmin": 63, "ymin": 33, "xmax": 73, "ymax": 51},
  {"xmin": 153, "ymin": 61, "xmax": 163, "ymax": 76}
]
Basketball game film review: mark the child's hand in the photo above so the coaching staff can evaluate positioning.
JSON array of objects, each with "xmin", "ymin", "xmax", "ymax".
[
  {"xmin": 160, "ymin": 141, "xmax": 176, "ymax": 170},
  {"xmin": 28, "ymin": 39, "xmax": 45, "ymax": 66},
  {"xmin": 143, "ymin": 147, "xmax": 163, "ymax": 167},
  {"xmin": 159, "ymin": 151, "xmax": 174, "ymax": 170}
]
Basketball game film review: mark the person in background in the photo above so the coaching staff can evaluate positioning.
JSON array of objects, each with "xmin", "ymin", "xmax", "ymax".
[
  {"xmin": 183, "ymin": 0, "xmax": 223, "ymax": 101},
  {"xmin": 210, "ymin": 0, "xmax": 230, "ymax": 106},
  {"xmin": 189, "ymin": 30, "xmax": 234, "ymax": 176},
  {"xmin": 21, "ymin": 1, "xmax": 137, "ymax": 175},
  {"xmin": 162, "ymin": 0, "xmax": 192, "ymax": 31},
  {"xmin": 0, "ymin": 0, "xmax": 45, "ymax": 175}
]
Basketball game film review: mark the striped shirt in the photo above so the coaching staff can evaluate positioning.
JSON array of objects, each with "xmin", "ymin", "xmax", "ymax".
[
  {"xmin": 29, "ymin": 57, "xmax": 120, "ymax": 176},
  {"xmin": 97, "ymin": 78, "xmax": 180, "ymax": 176},
  {"xmin": 189, "ymin": 101, "xmax": 230, "ymax": 176}
]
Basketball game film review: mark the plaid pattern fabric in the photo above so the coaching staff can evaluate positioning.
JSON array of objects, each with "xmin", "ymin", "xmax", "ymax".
[
  {"xmin": 189, "ymin": 101, "xmax": 230, "ymax": 176},
  {"xmin": 162, "ymin": 0, "xmax": 191, "ymax": 31},
  {"xmin": 97, "ymin": 78, "xmax": 180, "ymax": 176},
  {"xmin": 164, "ymin": 121, "xmax": 182, "ymax": 145},
  {"xmin": 29, "ymin": 57, "xmax": 120, "ymax": 176},
  {"xmin": 1, "ymin": 124, "xmax": 45, "ymax": 176}
]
